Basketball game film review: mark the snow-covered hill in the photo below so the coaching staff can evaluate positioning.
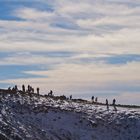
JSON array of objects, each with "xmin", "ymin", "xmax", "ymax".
[{"xmin": 0, "ymin": 89, "xmax": 140, "ymax": 140}]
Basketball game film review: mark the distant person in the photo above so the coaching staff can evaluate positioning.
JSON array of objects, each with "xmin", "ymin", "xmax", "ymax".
[
  {"xmin": 112, "ymin": 99, "xmax": 117, "ymax": 111},
  {"xmin": 12, "ymin": 87, "xmax": 15, "ymax": 92},
  {"xmin": 30, "ymin": 86, "xmax": 34, "ymax": 93},
  {"xmin": 106, "ymin": 99, "xmax": 109, "ymax": 111},
  {"xmin": 37, "ymin": 87, "xmax": 40, "ymax": 95},
  {"xmin": 8, "ymin": 87, "xmax": 11, "ymax": 91},
  {"xmin": 50, "ymin": 90, "xmax": 53, "ymax": 95},
  {"xmin": 70, "ymin": 95, "xmax": 72, "ymax": 100},
  {"xmin": 112, "ymin": 99, "xmax": 116, "ymax": 105},
  {"xmin": 61, "ymin": 95, "xmax": 66, "ymax": 100},
  {"xmin": 28, "ymin": 85, "xmax": 31, "ymax": 93},
  {"xmin": 48, "ymin": 90, "xmax": 53, "ymax": 96},
  {"xmin": 91, "ymin": 96, "xmax": 94, "ymax": 103},
  {"xmin": 22, "ymin": 85, "xmax": 25, "ymax": 92},
  {"xmin": 95, "ymin": 97, "xmax": 98, "ymax": 103},
  {"xmin": 15, "ymin": 85, "xmax": 18, "ymax": 91},
  {"xmin": 32, "ymin": 88, "xmax": 34, "ymax": 93},
  {"xmin": 12, "ymin": 85, "xmax": 17, "ymax": 93}
]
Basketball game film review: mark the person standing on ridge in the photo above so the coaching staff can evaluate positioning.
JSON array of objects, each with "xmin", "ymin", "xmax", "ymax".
[
  {"xmin": 70, "ymin": 95, "xmax": 72, "ymax": 100},
  {"xmin": 37, "ymin": 87, "xmax": 40, "ymax": 95},
  {"xmin": 15, "ymin": 85, "xmax": 18, "ymax": 92},
  {"xmin": 22, "ymin": 85, "xmax": 25, "ymax": 92},
  {"xmin": 112, "ymin": 99, "xmax": 117, "ymax": 111},
  {"xmin": 28, "ymin": 85, "xmax": 31, "ymax": 93},
  {"xmin": 95, "ymin": 97, "xmax": 98, "ymax": 103},
  {"xmin": 91, "ymin": 96, "xmax": 94, "ymax": 103},
  {"xmin": 106, "ymin": 99, "xmax": 109, "ymax": 111}
]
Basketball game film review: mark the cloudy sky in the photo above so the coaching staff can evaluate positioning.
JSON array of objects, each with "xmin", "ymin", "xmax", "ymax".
[{"xmin": 0, "ymin": 0, "xmax": 140, "ymax": 105}]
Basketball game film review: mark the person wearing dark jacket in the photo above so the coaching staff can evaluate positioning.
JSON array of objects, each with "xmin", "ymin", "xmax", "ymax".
[
  {"xmin": 70, "ymin": 95, "xmax": 72, "ymax": 100},
  {"xmin": 106, "ymin": 99, "xmax": 109, "ymax": 111},
  {"xmin": 95, "ymin": 97, "xmax": 98, "ymax": 103},
  {"xmin": 91, "ymin": 96, "xmax": 94, "ymax": 103},
  {"xmin": 37, "ymin": 87, "xmax": 40, "ymax": 95},
  {"xmin": 112, "ymin": 99, "xmax": 117, "ymax": 111},
  {"xmin": 22, "ymin": 85, "xmax": 25, "ymax": 92}
]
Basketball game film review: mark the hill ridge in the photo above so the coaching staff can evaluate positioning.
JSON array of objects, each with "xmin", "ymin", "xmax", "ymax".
[{"xmin": 0, "ymin": 88, "xmax": 140, "ymax": 140}]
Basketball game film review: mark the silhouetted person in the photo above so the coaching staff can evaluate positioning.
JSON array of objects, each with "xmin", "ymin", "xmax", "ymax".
[
  {"xmin": 106, "ymin": 99, "xmax": 109, "ymax": 111},
  {"xmin": 12, "ymin": 87, "xmax": 15, "ymax": 92},
  {"xmin": 8, "ymin": 87, "xmax": 11, "ymax": 91},
  {"xmin": 29, "ymin": 86, "xmax": 34, "ymax": 93},
  {"xmin": 28, "ymin": 85, "xmax": 30, "ymax": 93},
  {"xmin": 22, "ymin": 85, "xmax": 25, "ymax": 92},
  {"xmin": 91, "ymin": 96, "xmax": 94, "ymax": 103},
  {"xmin": 95, "ymin": 97, "xmax": 98, "ymax": 103},
  {"xmin": 50, "ymin": 90, "xmax": 53, "ymax": 95},
  {"xmin": 37, "ymin": 87, "xmax": 39, "ymax": 95},
  {"xmin": 48, "ymin": 90, "xmax": 53, "ymax": 96},
  {"xmin": 12, "ymin": 86, "xmax": 17, "ymax": 93},
  {"xmin": 112, "ymin": 99, "xmax": 117, "ymax": 111},
  {"xmin": 70, "ymin": 95, "xmax": 72, "ymax": 100},
  {"xmin": 112, "ymin": 99, "xmax": 115, "ymax": 105},
  {"xmin": 15, "ymin": 85, "xmax": 18, "ymax": 92},
  {"xmin": 32, "ymin": 88, "xmax": 34, "ymax": 93},
  {"xmin": 61, "ymin": 95, "xmax": 66, "ymax": 100}
]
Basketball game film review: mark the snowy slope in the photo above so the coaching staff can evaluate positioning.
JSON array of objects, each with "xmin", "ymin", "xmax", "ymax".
[{"xmin": 0, "ymin": 90, "xmax": 140, "ymax": 140}]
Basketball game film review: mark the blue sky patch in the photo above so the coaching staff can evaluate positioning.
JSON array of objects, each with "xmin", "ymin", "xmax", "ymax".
[
  {"xmin": 72, "ymin": 54, "xmax": 140, "ymax": 65},
  {"xmin": 0, "ymin": 1, "xmax": 53, "ymax": 20},
  {"xmin": 0, "ymin": 65, "xmax": 47, "ymax": 80},
  {"xmin": 105, "ymin": 54, "xmax": 140, "ymax": 64}
]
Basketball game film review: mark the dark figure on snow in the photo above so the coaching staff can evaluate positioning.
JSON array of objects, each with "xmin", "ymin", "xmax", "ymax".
[
  {"xmin": 28, "ymin": 85, "xmax": 31, "ymax": 93},
  {"xmin": 8, "ymin": 87, "xmax": 11, "ymax": 91},
  {"xmin": 91, "ymin": 96, "xmax": 94, "ymax": 103},
  {"xmin": 95, "ymin": 97, "xmax": 98, "ymax": 103},
  {"xmin": 48, "ymin": 90, "xmax": 53, "ymax": 96},
  {"xmin": 30, "ymin": 86, "xmax": 34, "ymax": 93},
  {"xmin": 106, "ymin": 99, "xmax": 109, "ymax": 111},
  {"xmin": 15, "ymin": 85, "xmax": 18, "ymax": 91},
  {"xmin": 12, "ymin": 85, "xmax": 18, "ymax": 93},
  {"xmin": 22, "ymin": 85, "xmax": 25, "ymax": 92},
  {"xmin": 112, "ymin": 99, "xmax": 117, "ymax": 111},
  {"xmin": 31, "ymin": 87, "xmax": 34, "ymax": 93},
  {"xmin": 12, "ymin": 87, "xmax": 15, "ymax": 92},
  {"xmin": 112, "ymin": 99, "xmax": 116, "ymax": 105},
  {"xmin": 37, "ymin": 87, "xmax": 40, "ymax": 95},
  {"xmin": 70, "ymin": 95, "xmax": 72, "ymax": 100}
]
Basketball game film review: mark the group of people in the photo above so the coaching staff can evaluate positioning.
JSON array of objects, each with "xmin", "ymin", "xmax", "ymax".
[
  {"xmin": 91, "ymin": 96, "xmax": 117, "ymax": 111},
  {"xmin": 7, "ymin": 85, "xmax": 56, "ymax": 98},
  {"xmin": 105, "ymin": 99, "xmax": 117, "ymax": 111},
  {"xmin": 8, "ymin": 85, "xmax": 18, "ymax": 92},
  {"xmin": 23, "ymin": 85, "xmax": 40, "ymax": 95},
  {"xmin": 8, "ymin": 85, "xmax": 40, "ymax": 95},
  {"xmin": 48, "ymin": 90, "xmax": 53, "ymax": 96},
  {"xmin": 91, "ymin": 96, "xmax": 98, "ymax": 103},
  {"xmin": 7, "ymin": 85, "xmax": 118, "ymax": 111}
]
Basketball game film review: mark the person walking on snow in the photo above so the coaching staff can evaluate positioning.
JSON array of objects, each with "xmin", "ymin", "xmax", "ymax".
[
  {"xmin": 95, "ymin": 97, "xmax": 98, "ymax": 103},
  {"xmin": 106, "ymin": 99, "xmax": 109, "ymax": 111},
  {"xmin": 91, "ymin": 96, "xmax": 94, "ymax": 103},
  {"xmin": 37, "ymin": 87, "xmax": 40, "ymax": 95},
  {"xmin": 70, "ymin": 95, "xmax": 72, "ymax": 100},
  {"xmin": 22, "ymin": 85, "xmax": 25, "ymax": 92},
  {"xmin": 112, "ymin": 99, "xmax": 117, "ymax": 111}
]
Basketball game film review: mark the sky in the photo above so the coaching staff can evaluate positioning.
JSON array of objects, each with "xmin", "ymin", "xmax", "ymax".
[{"xmin": 0, "ymin": 0, "xmax": 140, "ymax": 105}]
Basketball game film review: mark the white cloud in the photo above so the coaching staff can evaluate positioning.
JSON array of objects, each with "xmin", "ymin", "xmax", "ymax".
[
  {"xmin": 0, "ymin": 52, "xmax": 67, "ymax": 66},
  {"xmin": 0, "ymin": 1, "xmax": 140, "ymax": 54},
  {"xmin": 0, "ymin": 61, "xmax": 139, "ymax": 93},
  {"xmin": 0, "ymin": 0, "xmax": 140, "ymax": 104},
  {"xmin": 15, "ymin": 7, "xmax": 54, "ymax": 21}
]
